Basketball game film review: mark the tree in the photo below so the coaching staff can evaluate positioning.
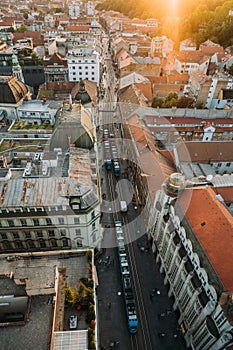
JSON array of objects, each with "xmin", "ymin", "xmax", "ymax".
[
  {"xmin": 164, "ymin": 92, "xmax": 178, "ymax": 108},
  {"xmin": 227, "ymin": 64, "xmax": 233, "ymax": 76},
  {"xmin": 23, "ymin": 12, "xmax": 28, "ymax": 19},
  {"xmin": 195, "ymin": 101, "xmax": 204, "ymax": 109},
  {"xmin": 16, "ymin": 24, "xmax": 27, "ymax": 33},
  {"xmin": 176, "ymin": 96, "xmax": 194, "ymax": 108},
  {"xmin": 152, "ymin": 97, "xmax": 164, "ymax": 108},
  {"xmin": 65, "ymin": 286, "xmax": 76, "ymax": 306}
]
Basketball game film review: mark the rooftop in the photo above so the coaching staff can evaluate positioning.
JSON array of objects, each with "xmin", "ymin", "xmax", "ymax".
[
  {"xmin": 179, "ymin": 186, "xmax": 233, "ymax": 291},
  {"xmin": 0, "ymin": 250, "xmax": 91, "ymax": 350}
]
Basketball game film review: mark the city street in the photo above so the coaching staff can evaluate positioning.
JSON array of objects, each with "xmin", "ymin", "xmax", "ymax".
[
  {"xmin": 96, "ymin": 197, "xmax": 187, "ymax": 349},
  {"xmin": 95, "ymin": 33, "xmax": 187, "ymax": 350}
]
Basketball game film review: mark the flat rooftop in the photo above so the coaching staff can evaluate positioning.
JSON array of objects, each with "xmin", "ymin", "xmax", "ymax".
[{"xmin": 0, "ymin": 250, "xmax": 91, "ymax": 350}]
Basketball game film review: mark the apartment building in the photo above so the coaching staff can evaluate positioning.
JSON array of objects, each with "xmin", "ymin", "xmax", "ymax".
[
  {"xmin": 148, "ymin": 174, "xmax": 233, "ymax": 350},
  {"xmin": 43, "ymin": 53, "xmax": 69, "ymax": 83},
  {"xmin": 0, "ymin": 146, "xmax": 101, "ymax": 253},
  {"xmin": 67, "ymin": 51, "xmax": 100, "ymax": 83}
]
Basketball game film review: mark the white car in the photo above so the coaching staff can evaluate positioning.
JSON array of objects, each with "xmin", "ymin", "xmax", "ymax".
[{"xmin": 70, "ymin": 315, "xmax": 77, "ymax": 329}]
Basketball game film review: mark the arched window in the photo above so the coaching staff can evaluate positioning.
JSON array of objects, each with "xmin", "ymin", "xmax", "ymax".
[
  {"xmin": 14, "ymin": 241, "xmax": 24, "ymax": 249},
  {"xmin": 62, "ymin": 238, "xmax": 69, "ymax": 247},
  {"xmin": 2, "ymin": 240, "xmax": 13, "ymax": 250},
  {"xmin": 27, "ymin": 240, "xmax": 35, "ymax": 249},
  {"xmin": 39, "ymin": 239, "xmax": 46, "ymax": 248},
  {"xmin": 50, "ymin": 239, "xmax": 57, "ymax": 248}
]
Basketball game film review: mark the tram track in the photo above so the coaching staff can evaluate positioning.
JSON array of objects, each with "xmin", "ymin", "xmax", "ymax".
[{"xmin": 99, "ymin": 60, "xmax": 154, "ymax": 348}]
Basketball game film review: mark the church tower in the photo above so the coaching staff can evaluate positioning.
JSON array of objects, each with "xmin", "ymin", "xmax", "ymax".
[{"xmin": 12, "ymin": 54, "xmax": 24, "ymax": 83}]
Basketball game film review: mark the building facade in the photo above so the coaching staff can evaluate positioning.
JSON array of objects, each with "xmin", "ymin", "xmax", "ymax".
[
  {"xmin": 148, "ymin": 174, "xmax": 233, "ymax": 350},
  {"xmin": 67, "ymin": 51, "xmax": 100, "ymax": 84},
  {"xmin": 0, "ymin": 145, "xmax": 101, "ymax": 253}
]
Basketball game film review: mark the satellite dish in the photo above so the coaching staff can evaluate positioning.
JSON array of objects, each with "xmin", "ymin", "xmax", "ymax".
[{"xmin": 206, "ymin": 175, "xmax": 213, "ymax": 181}]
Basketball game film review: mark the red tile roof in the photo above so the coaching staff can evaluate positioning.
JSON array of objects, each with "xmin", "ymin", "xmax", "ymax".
[
  {"xmin": 176, "ymin": 141, "xmax": 233, "ymax": 162},
  {"xmin": 134, "ymin": 82, "xmax": 152, "ymax": 100},
  {"xmin": 214, "ymin": 187, "xmax": 233, "ymax": 204},
  {"xmin": 179, "ymin": 186, "xmax": 233, "ymax": 291},
  {"xmin": 145, "ymin": 115, "xmax": 233, "ymax": 126},
  {"xmin": 127, "ymin": 115, "xmax": 175, "ymax": 200},
  {"xmin": 66, "ymin": 25, "xmax": 90, "ymax": 31}
]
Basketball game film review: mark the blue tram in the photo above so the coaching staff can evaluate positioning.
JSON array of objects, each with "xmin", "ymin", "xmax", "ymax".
[
  {"xmin": 113, "ymin": 160, "xmax": 120, "ymax": 177},
  {"xmin": 104, "ymin": 141, "xmax": 112, "ymax": 170},
  {"xmin": 114, "ymin": 221, "xmax": 138, "ymax": 333}
]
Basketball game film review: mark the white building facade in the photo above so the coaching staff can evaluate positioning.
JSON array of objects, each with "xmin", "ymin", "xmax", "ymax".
[
  {"xmin": 148, "ymin": 174, "xmax": 233, "ymax": 350},
  {"xmin": 68, "ymin": 51, "xmax": 100, "ymax": 84}
]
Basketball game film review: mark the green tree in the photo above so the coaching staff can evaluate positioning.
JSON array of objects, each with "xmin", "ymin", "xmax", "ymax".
[
  {"xmin": 152, "ymin": 97, "xmax": 164, "ymax": 108},
  {"xmin": 227, "ymin": 64, "xmax": 233, "ymax": 76},
  {"xmin": 65, "ymin": 286, "xmax": 76, "ymax": 306},
  {"xmin": 164, "ymin": 92, "xmax": 178, "ymax": 108},
  {"xmin": 195, "ymin": 101, "xmax": 204, "ymax": 109},
  {"xmin": 16, "ymin": 24, "xmax": 27, "ymax": 33}
]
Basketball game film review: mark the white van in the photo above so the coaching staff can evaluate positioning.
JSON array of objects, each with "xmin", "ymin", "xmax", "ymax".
[{"xmin": 120, "ymin": 201, "xmax": 127, "ymax": 213}]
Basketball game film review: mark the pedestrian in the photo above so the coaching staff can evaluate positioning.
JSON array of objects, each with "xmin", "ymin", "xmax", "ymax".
[
  {"xmin": 108, "ymin": 302, "xmax": 111, "ymax": 309},
  {"xmin": 158, "ymin": 332, "xmax": 165, "ymax": 337}
]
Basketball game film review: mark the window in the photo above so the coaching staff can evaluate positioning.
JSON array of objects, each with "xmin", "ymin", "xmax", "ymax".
[
  {"xmin": 13, "ymin": 233, "xmax": 19, "ymax": 239},
  {"xmin": 50, "ymin": 240, "xmax": 57, "ymax": 247},
  {"xmin": 46, "ymin": 218, "xmax": 52, "ymax": 225},
  {"xmin": 58, "ymin": 217, "xmax": 64, "ymax": 225},
  {"xmin": 75, "ymin": 229, "xmax": 81, "ymax": 236},
  {"xmin": 27, "ymin": 241, "xmax": 35, "ymax": 248},
  {"xmin": 39, "ymin": 240, "xmax": 46, "ymax": 248},
  {"xmin": 77, "ymin": 240, "xmax": 82, "ymax": 247},
  {"xmin": 21, "ymin": 219, "xmax": 27, "ymax": 226},
  {"xmin": 15, "ymin": 241, "xmax": 23, "ymax": 249},
  {"xmin": 62, "ymin": 239, "xmax": 69, "ymax": 247},
  {"xmin": 49, "ymin": 230, "xmax": 55, "ymax": 237},
  {"xmin": 226, "ymin": 162, "xmax": 231, "ymax": 167},
  {"xmin": 8, "ymin": 220, "xmax": 15, "ymax": 227},
  {"xmin": 91, "ymin": 211, "xmax": 95, "ymax": 219},
  {"xmin": 1, "ymin": 233, "xmax": 7, "ymax": 239},
  {"xmin": 24, "ymin": 232, "xmax": 31, "ymax": 239},
  {"xmin": 74, "ymin": 217, "xmax": 80, "ymax": 224},
  {"xmin": 92, "ymin": 222, "xmax": 96, "ymax": 230},
  {"xmin": 36, "ymin": 231, "xmax": 43, "ymax": 238},
  {"xmin": 60, "ymin": 229, "xmax": 66, "ymax": 236},
  {"xmin": 33, "ymin": 219, "xmax": 39, "ymax": 226}
]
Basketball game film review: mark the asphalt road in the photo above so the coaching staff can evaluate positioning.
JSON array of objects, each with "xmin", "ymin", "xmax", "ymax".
[{"xmin": 96, "ymin": 166, "xmax": 187, "ymax": 350}]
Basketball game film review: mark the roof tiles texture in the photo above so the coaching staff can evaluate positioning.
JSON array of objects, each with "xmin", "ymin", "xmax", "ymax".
[
  {"xmin": 176, "ymin": 141, "xmax": 233, "ymax": 162},
  {"xmin": 179, "ymin": 187, "xmax": 233, "ymax": 291}
]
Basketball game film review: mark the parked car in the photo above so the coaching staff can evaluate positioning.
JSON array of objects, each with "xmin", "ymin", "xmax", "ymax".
[{"xmin": 70, "ymin": 315, "xmax": 77, "ymax": 329}]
